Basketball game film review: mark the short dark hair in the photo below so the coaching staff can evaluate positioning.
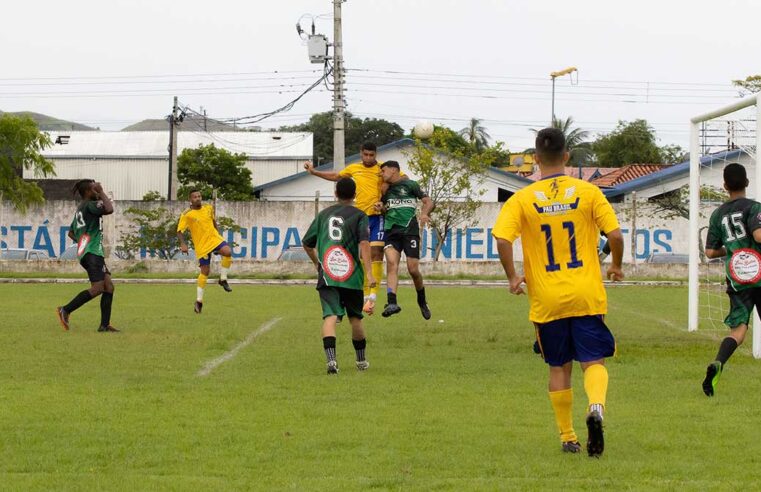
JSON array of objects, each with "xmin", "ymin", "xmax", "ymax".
[
  {"xmin": 335, "ymin": 177, "xmax": 356, "ymax": 200},
  {"xmin": 380, "ymin": 160, "xmax": 400, "ymax": 170},
  {"xmin": 360, "ymin": 142, "xmax": 377, "ymax": 152},
  {"xmin": 72, "ymin": 179, "xmax": 94, "ymax": 199},
  {"xmin": 724, "ymin": 163, "xmax": 748, "ymax": 192},
  {"xmin": 189, "ymin": 189, "xmax": 201, "ymax": 195},
  {"xmin": 535, "ymin": 127, "xmax": 566, "ymax": 164}
]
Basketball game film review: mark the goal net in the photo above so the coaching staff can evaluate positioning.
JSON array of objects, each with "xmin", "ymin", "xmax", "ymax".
[{"xmin": 688, "ymin": 94, "xmax": 760, "ymax": 358}]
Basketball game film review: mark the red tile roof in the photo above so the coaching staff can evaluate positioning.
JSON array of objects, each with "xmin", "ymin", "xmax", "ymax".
[{"xmin": 590, "ymin": 164, "xmax": 669, "ymax": 188}]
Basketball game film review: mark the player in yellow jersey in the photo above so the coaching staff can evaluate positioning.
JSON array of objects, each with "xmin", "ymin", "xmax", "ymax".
[
  {"xmin": 177, "ymin": 190, "xmax": 233, "ymax": 314},
  {"xmin": 493, "ymin": 128, "xmax": 624, "ymax": 457},
  {"xmin": 305, "ymin": 142, "xmax": 386, "ymax": 315}
]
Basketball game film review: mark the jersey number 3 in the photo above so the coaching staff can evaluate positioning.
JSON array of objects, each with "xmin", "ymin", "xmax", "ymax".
[{"xmin": 541, "ymin": 222, "xmax": 583, "ymax": 272}]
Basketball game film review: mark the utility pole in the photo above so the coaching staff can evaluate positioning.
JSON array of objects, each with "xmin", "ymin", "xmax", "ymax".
[
  {"xmin": 332, "ymin": 0, "xmax": 346, "ymax": 171},
  {"xmin": 168, "ymin": 96, "xmax": 180, "ymax": 200}
]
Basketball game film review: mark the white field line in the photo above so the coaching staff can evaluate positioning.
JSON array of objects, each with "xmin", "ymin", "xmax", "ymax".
[
  {"xmin": 609, "ymin": 302, "xmax": 753, "ymax": 356},
  {"xmin": 197, "ymin": 317, "xmax": 282, "ymax": 377}
]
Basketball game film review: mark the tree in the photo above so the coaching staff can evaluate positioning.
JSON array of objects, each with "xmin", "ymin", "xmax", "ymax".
[
  {"xmin": 279, "ymin": 111, "xmax": 403, "ymax": 164},
  {"xmin": 593, "ymin": 119, "xmax": 663, "ymax": 167},
  {"xmin": 732, "ymin": 75, "xmax": 761, "ymax": 96},
  {"xmin": 531, "ymin": 116, "xmax": 593, "ymax": 166},
  {"xmin": 649, "ymin": 185, "xmax": 727, "ymax": 262},
  {"xmin": 660, "ymin": 144, "xmax": 688, "ymax": 165},
  {"xmin": 177, "ymin": 144, "xmax": 253, "ymax": 200},
  {"xmin": 0, "ymin": 114, "xmax": 55, "ymax": 211},
  {"xmin": 458, "ymin": 117, "xmax": 490, "ymax": 152},
  {"xmin": 405, "ymin": 131, "xmax": 503, "ymax": 260}
]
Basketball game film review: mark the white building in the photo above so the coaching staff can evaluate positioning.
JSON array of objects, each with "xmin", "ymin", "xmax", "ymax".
[
  {"xmin": 254, "ymin": 138, "xmax": 532, "ymax": 202},
  {"xmin": 32, "ymin": 131, "xmax": 312, "ymax": 200}
]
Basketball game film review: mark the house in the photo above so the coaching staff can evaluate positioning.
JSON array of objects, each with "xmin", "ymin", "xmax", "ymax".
[
  {"xmin": 253, "ymin": 138, "xmax": 534, "ymax": 203},
  {"xmin": 602, "ymin": 149, "xmax": 753, "ymax": 203},
  {"xmin": 31, "ymin": 131, "xmax": 313, "ymax": 200}
]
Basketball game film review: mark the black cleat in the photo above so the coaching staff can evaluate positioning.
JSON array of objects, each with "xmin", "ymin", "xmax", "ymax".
[
  {"xmin": 56, "ymin": 307, "xmax": 70, "ymax": 331},
  {"xmin": 327, "ymin": 360, "xmax": 339, "ymax": 375},
  {"xmin": 702, "ymin": 361, "xmax": 722, "ymax": 397},
  {"xmin": 194, "ymin": 301, "xmax": 203, "ymax": 314},
  {"xmin": 562, "ymin": 441, "xmax": 582, "ymax": 454},
  {"xmin": 418, "ymin": 302, "xmax": 431, "ymax": 320},
  {"xmin": 97, "ymin": 325, "xmax": 120, "ymax": 333},
  {"xmin": 218, "ymin": 280, "xmax": 232, "ymax": 292},
  {"xmin": 381, "ymin": 303, "xmax": 402, "ymax": 318},
  {"xmin": 585, "ymin": 410, "xmax": 604, "ymax": 458}
]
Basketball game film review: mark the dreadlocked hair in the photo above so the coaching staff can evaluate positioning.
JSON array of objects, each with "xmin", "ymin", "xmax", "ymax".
[{"xmin": 73, "ymin": 179, "xmax": 95, "ymax": 199}]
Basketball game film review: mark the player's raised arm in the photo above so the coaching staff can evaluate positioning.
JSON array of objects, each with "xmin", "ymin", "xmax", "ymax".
[
  {"xmin": 93, "ymin": 182, "xmax": 114, "ymax": 215},
  {"xmin": 419, "ymin": 196, "xmax": 434, "ymax": 227},
  {"xmin": 304, "ymin": 161, "xmax": 341, "ymax": 181},
  {"xmin": 605, "ymin": 228, "xmax": 625, "ymax": 281}
]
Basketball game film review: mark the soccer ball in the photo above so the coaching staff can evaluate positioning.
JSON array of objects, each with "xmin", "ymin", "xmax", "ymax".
[{"xmin": 413, "ymin": 120, "xmax": 434, "ymax": 139}]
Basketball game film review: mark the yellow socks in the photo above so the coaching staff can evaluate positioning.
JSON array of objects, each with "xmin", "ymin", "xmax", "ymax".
[
  {"xmin": 549, "ymin": 388, "xmax": 577, "ymax": 443},
  {"xmin": 220, "ymin": 256, "xmax": 232, "ymax": 281},
  {"xmin": 371, "ymin": 261, "xmax": 384, "ymax": 298},
  {"xmin": 197, "ymin": 273, "xmax": 208, "ymax": 301},
  {"xmin": 583, "ymin": 363, "xmax": 609, "ymax": 416}
]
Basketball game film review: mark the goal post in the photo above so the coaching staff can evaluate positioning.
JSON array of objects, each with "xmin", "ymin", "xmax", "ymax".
[{"xmin": 688, "ymin": 94, "xmax": 760, "ymax": 357}]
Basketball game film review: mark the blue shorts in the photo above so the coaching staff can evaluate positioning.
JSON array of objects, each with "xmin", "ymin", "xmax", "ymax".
[
  {"xmin": 198, "ymin": 241, "xmax": 228, "ymax": 267},
  {"xmin": 368, "ymin": 215, "xmax": 385, "ymax": 246},
  {"xmin": 534, "ymin": 315, "xmax": 615, "ymax": 367}
]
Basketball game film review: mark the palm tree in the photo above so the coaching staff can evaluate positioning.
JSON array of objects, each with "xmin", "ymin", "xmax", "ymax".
[
  {"xmin": 531, "ymin": 116, "xmax": 593, "ymax": 166},
  {"xmin": 458, "ymin": 117, "xmax": 491, "ymax": 152}
]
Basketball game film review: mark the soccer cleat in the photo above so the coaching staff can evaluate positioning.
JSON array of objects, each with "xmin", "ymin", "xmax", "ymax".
[
  {"xmin": 562, "ymin": 441, "xmax": 582, "ymax": 454},
  {"xmin": 418, "ymin": 302, "xmax": 431, "ymax": 320},
  {"xmin": 381, "ymin": 303, "xmax": 402, "ymax": 318},
  {"xmin": 194, "ymin": 301, "xmax": 203, "ymax": 314},
  {"xmin": 356, "ymin": 360, "xmax": 370, "ymax": 371},
  {"xmin": 327, "ymin": 360, "xmax": 339, "ymax": 375},
  {"xmin": 97, "ymin": 325, "xmax": 120, "ymax": 333},
  {"xmin": 363, "ymin": 297, "xmax": 376, "ymax": 316},
  {"xmin": 56, "ymin": 307, "xmax": 70, "ymax": 331},
  {"xmin": 218, "ymin": 280, "xmax": 232, "ymax": 292},
  {"xmin": 702, "ymin": 361, "xmax": 722, "ymax": 397},
  {"xmin": 585, "ymin": 410, "xmax": 604, "ymax": 458}
]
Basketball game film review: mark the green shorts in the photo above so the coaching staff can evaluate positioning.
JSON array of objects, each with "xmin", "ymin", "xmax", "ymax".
[
  {"xmin": 318, "ymin": 286, "xmax": 364, "ymax": 320},
  {"xmin": 725, "ymin": 287, "xmax": 761, "ymax": 329}
]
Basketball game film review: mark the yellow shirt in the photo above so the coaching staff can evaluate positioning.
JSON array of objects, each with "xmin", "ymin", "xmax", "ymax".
[
  {"xmin": 492, "ymin": 174, "xmax": 620, "ymax": 323},
  {"xmin": 338, "ymin": 162, "xmax": 383, "ymax": 216},
  {"xmin": 177, "ymin": 204, "xmax": 225, "ymax": 258}
]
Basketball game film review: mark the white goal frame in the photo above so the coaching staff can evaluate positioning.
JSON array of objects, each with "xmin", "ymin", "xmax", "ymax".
[{"xmin": 688, "ymin": 94, "xmax": 760, "ymax": 358}]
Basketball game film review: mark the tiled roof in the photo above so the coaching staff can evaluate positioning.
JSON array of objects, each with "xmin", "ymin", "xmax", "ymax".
[{"xmin": 590, "ymin": 164, "xmax": 670, "ymax": 188}]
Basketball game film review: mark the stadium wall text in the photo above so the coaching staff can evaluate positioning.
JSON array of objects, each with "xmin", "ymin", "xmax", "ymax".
[{"xmin": 0, "ymin": 200, "xmax": 710, "ymax": 262}]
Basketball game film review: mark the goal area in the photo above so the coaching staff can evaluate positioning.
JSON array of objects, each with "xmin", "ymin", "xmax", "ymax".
[{"xmin": 688, "ymin": 94, "xmax": 760, "ymax": 357}]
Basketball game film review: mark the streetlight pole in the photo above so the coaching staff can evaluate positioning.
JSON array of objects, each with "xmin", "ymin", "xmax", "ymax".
[{"xmin": 550, "ymin": 66, "xmax": 577, "ymax": 125}]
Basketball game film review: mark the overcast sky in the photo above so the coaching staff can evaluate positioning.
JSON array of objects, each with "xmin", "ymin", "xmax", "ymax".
[{"xmin": 2, "ymin": 0, "xmax": 759, "ymax": 151}]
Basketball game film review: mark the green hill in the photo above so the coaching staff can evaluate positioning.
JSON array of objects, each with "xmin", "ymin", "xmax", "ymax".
[
  {"xmin": 122, "ymin": 115, "xmax": 237, "ymax": 132},
  {"xmin": 0, "ymin": 110, "xmax": 97, "ymax": 131}
]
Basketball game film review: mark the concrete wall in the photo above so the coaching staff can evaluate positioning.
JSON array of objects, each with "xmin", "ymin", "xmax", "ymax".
[{"xmin": 0, "ymin": 199, "xmax": 712, "ymax": 264}]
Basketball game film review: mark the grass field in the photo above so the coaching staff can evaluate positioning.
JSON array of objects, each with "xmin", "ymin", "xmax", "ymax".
[{"xmin": 2, "ymin": 282, "xmax": 760, "ymax": 490}]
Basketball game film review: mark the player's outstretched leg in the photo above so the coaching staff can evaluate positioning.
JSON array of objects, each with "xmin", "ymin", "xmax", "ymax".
[
  {"xmin": 195, "ymin": 271, "xmax": 208, "ymax": 314},
  {"xmin": 322, "ymin": 315, "xmax": 339, "ymax": 375},
  {"xmin": 407, "ymin": 257, "xmax": 430, "ymax": 320},
  {"xmin": 703, "ymin": 324, "xmax": 746, "ymax": 396}
]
